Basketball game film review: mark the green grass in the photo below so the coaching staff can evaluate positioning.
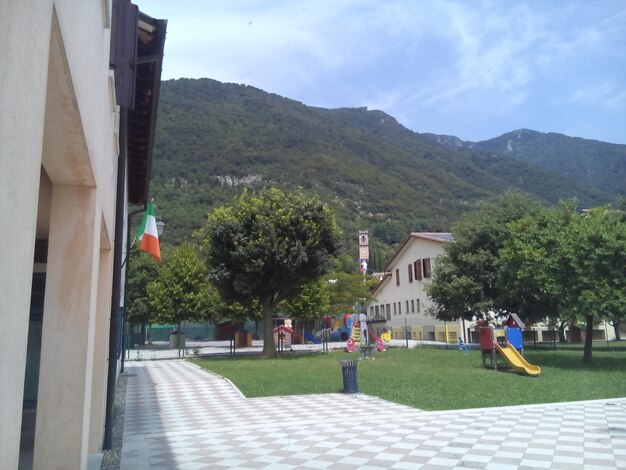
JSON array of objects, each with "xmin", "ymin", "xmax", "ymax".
[{"xmin": 189, "ymin": 343, "xmax": 626, "ymax": 411}]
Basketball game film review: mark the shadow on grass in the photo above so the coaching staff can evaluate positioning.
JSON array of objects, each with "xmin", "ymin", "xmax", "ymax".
[{"xmin": 529, "ymin": 350, "xmax": 626, "ymax": 372}]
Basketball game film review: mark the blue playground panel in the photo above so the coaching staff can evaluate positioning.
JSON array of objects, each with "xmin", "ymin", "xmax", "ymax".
[
  {"xmin": 506, "ymin": 327, "xmax": 523, "ymax": 350},
  {"xmin": 304, "ymin": 331, "xmax": 321, "ymax": 344}
]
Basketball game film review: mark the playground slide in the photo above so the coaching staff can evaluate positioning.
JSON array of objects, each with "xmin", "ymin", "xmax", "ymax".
[
  {"xmin": 304, "ymin": 331, "xmax": 321, "ymax": 344},
  {"xmin": 495, "ymin": 343, "xmax": 541, "ymax": 376}
]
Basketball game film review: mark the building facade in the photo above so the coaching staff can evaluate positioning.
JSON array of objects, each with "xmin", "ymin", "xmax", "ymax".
[
  {"xmin": 0, "ymin": 1, "xmax": 165, "ymax": 468},
  {"xmin": 368, "ymin": 233, "xmax": 620, "ymax": 346},
  {"xmin": 367, "ymin": 233, "xmax": 465, "ymax": 342}
]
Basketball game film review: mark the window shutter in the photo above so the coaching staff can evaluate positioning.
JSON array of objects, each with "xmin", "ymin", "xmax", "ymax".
[
  {"xmin": 395, "ymin": 268, "xmax": 400, "ymax": 286},
  {"xmin": 423, "ymin": 258, "xmax": 432, "ymax": 278},
  {"xmin": 414, "ymin": 260, "xmax": 423, "ymax": 280},
  {"xmin": 408, "ymin": 264, "xmax": 413, "ymax": 283}
]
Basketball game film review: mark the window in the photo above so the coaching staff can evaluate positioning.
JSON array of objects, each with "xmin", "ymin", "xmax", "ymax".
[
  {"xmin": 395, "ymin": 268, "xmax": 400, "ymax": 286},
  {"xmin": 414, "ymin": 260, "xmax": 423, "ymax": 280},
  {"xmin": 423, "ymin": 258, "xmax": 432, "ymax": 278},
  {"xmin": 375, "ymin": 305, "xmax": 380, "ymax": 316},
  {"xmin": 406, "ymin": 300, "xmax": 409, "ymax": 313},
  {"xmin": 369, "ymin": 306, "xmax": 374, "ymax": 316},
  {"xmin": 386, "ymin": 309, "xmax": 391, "ymax": 321},
  {"xmin": 411, "ymin": 299, "xmax": 415, "ymax": 313},
  {"xmin": 416, "ymin": 299, "xmax": 421, "ymax": 313},
  {"xmin": 386, "ymin": 304, "xmax": 390, "ymax": 318},
  {"xmin": 398, "ymin": 301, "xmax": 402, "ymax": 314},
  {"xmin": 393, "ymin": 303, "xmax": 397, "ymax": 315},
  {"xmin": 408, "ymin": 264, "xmax": 413, "ymax": 283}
]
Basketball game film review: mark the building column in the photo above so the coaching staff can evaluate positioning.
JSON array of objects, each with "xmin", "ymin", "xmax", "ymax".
[
  {"xmin": 33, "ymin": 185, "xmax": 100, "ymax": 470},
  {"xmin": 88, "ymin": 246, "xmax": 113, "ymax": 453}
]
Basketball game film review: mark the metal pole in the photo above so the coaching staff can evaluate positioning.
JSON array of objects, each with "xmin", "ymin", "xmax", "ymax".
[
  {"xmin": 405, "ymin": 318, "xmax": 409, "ymax": 348},
  {"xmin": 103, "ymin": 106, "xmax": 128, "ymax": 450},
  {"xmin": 462, "ymin": 318, "xmax": 466, "ymax": 343}
]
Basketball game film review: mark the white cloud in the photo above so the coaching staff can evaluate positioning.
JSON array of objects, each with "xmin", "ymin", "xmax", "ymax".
[
  {"xmin": 571, "ymin": 82, "xmax": 626, "ymax": 109},
  {"xmin": 136, "ymin": 0, "xmax": 626, "ymax": 144}
]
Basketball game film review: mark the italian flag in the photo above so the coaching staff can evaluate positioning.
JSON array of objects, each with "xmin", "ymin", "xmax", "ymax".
[{"xmin": 136, "ymin": 202, "xmax": 161, "ymax": 262}]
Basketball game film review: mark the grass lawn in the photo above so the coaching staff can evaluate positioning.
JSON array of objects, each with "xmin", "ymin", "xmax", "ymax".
[{"xmin": 189, "ymin": 343, "xmax": 626, "ymax": 411}]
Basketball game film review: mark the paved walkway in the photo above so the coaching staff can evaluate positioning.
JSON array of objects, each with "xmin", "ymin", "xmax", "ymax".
[{"xmin": 120, "ymin": 360, "xmax": 626, "ymax": 470}]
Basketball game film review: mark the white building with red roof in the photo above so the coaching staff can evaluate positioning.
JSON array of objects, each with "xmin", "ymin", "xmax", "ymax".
[{"xmin": 367, "ymin": 232, "xmax": 465, "ymax": 342}]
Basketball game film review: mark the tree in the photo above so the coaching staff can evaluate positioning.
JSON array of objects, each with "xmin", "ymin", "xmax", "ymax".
[
  {"xmin": 198, "ymin": 187, "xmax": 341, "ymax": 357},
  {"xmin": 147, "ymin": 242, "xmax": 217, "ymax": 333},
  {"xmin": 279, "ymin": 271, "xmax": 377, "ymax": 326},
  {"xmin": 126, "ymin": 246, "xmax": 161, "ymax": 325},
  {"xmin": 279, "ymin": 277, "xmax": 330, "ymax": 322},
  {"xmin": 498, "ymin": 203, "xmax": 574, "ymax": 336},
  {"xmin": 501, "ymin": 202, "xmax": 626, "ymax": 362},
  {"xmin": 426, "ymin": 191, "xmax": 544, "ymax": 321},
  {"xmin": 324, "ymin": 272, "xmax": 378, "ymax": 317}
]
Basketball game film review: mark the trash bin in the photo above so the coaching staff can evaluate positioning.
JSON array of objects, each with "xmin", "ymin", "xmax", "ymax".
[
  {"xmin": 340, "ymin": 360, "xmax": 359, "ymax": 393},
  {"xmin": 169, "ymin": 332, "xmax": 186, "ymax": 349}
]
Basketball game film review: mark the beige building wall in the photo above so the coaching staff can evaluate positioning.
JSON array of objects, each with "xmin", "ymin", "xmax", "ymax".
[
  {"xmin": 0, "ymin": 2, "xmax": 52, "ymax": 468},
  {"xmin": 368, "ymin": 234, "xmax": 463, "ymax": 341},
  {"xmin": 0, "ymin": 1, "xmax": 118, "ymax": 468}
]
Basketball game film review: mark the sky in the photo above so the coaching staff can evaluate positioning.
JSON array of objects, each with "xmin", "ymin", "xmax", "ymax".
[{"xmin": 135, "ymin": 0, "xmax": 626, "ymax": 145}]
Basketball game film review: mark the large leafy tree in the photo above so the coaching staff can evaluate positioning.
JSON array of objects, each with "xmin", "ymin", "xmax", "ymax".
[
  {"xmin": 198, "ymin": 187, "xmax": 341, "ymax": 357},
  {"xmin": 147, "ymin": 242, "xmax": 217, "ymax": 332},
  {"xmin": 126, "ymin": 246, "xmax": 161, "ymax": 325},
  {"xmin": 279, "ymin": 277, "xmax": 330, "ymax": 322},
  {"xmin": 501, "ymin": 203, "xmax": 626, "ymax": 362},
  {"xmin": 280, "ymin": 272, "xmax": 378, "ymax": 320},
  {"xmin": 498, "ymin": 203, "xmax": 574, "ymax": 339},
  {"xmin": 426, "ymin": 191, "xmax": 544, "ymax": 321},
  {"xmin": 324, "ymin": 272, "xmax": 378, "ymax": 317}
]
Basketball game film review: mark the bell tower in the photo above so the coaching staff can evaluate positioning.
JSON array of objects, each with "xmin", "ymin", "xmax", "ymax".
[{"xmin": 358, "ymin": 230, "xmax": 369, "ymax": 274}]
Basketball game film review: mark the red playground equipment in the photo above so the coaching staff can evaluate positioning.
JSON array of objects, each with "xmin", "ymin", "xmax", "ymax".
[{"xmin": 478, "ymin": 315, "xmax": 541, "ymax": 376}]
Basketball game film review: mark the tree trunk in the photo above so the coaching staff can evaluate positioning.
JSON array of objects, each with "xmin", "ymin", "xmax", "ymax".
[
  {"xmin": 583, "ymin": 315, "xmax": 593, "ymax": 363},
  {"xmin": 261, "ymin": 298, "xmax": 277, "ymax": 358},
  {"xmin": 613, "ymin": 321, "xmax": 621, "ymax": 341}
]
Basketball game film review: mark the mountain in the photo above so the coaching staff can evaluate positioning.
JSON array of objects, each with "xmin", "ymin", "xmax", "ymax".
[
  {"xmin": 424, "ymin": 129, "xmax": 626, "ymax": 195},
  {"xmin": 149, "ymin": 78, "xmax": 616, "ymax": 265},
  {"xmin": 474, "ymin": 129, "xmax": 626, "ymax": 195}
]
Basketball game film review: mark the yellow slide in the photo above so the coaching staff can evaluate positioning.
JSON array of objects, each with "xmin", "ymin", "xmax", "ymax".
[{"xmin": 495, "ymin": 343, "xmax": 541, "ymax": 376}]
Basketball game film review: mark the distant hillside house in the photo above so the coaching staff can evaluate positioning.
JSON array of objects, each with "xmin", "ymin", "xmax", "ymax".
[{"xmin": 367, "ymin": 233, "xmax": 465, "ymax": 342}]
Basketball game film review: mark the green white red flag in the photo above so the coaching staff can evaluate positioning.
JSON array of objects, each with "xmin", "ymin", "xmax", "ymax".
[{"xmin": 136, "ymin": 202, "xmax": 161, "ymax": 262}]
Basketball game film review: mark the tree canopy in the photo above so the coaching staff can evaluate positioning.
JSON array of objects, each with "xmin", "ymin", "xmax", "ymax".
[
  {"xmin": 500, "ymin": 203, "xmax": 626, "ymax": 362},
  {"xmin": 428, "ymin": 192, "xmax": 626, "ymax": 363},
  {"xmin": 126, "ymin": 246, "xmax": 160, "ymax": 325},
  {"xmin": 197, "ymin": 187, "xmax": 341, "ymax": 357},
  {"xmin": 147, "ymin": 242, "xmax": 217, "ymax": 330},
  {"xmin": 426, "ymin": 191, "xmax": 544, "ymax": 321}
]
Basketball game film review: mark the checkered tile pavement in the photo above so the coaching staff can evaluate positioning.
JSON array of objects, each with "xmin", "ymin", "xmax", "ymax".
[{"xmin": 121, "ymin": 360, "xmax": 626, "ymax": 469}]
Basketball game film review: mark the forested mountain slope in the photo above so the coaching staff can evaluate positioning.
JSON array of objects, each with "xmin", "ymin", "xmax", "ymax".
[
  {"xmin": 475, "ymin": 129, "xmax": 626, "ymax": 195},
  {"xmin": 149, "ymin": 78, "xmax": 614, "ymax": 265},
  {"xmin": 424, "ymin": 129, "xmax": 626, "ymax": 195}
]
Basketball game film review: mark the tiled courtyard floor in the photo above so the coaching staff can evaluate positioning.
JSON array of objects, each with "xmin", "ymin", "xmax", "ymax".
[{"xmin": 121, "ymin": 360, "xmax": 626, "ymax": 469}]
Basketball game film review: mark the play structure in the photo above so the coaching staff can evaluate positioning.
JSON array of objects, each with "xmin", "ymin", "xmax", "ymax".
[
  {"xmin": 344, "ymin": 313, "xmax": 387, "ymax": 358},
  {"xmin": 478, "ymin": 314, "xmax": 541, "ymax": 376},
  {"xmin": 273, "ymin": 324, "xmax": 293, "ymax": 352},
  {"xmin": 302, "ymin": 312, "xmax": 391, "ymax": 356}
]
